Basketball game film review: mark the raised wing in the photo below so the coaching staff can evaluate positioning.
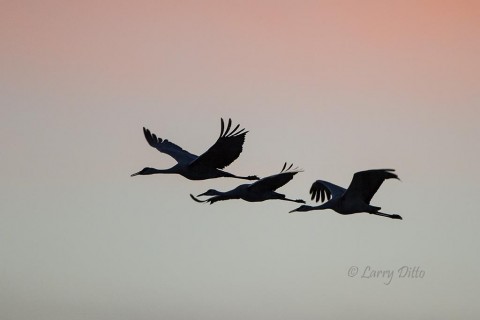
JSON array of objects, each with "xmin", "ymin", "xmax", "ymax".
[
  {"xmin": 310, "ymin": 180, "xmax": 346, "ymax": 203},
  {"xmin": 343, "ymin": 169, "xmax": 399, "ymax": 204},
  {"xmin": 248, "ymin": 163, "xmax": 301, "ymax": 193},
  {"xmin": 190, "ymin": 118, "xmax": 248, "ymax": 169},
  {"xmin": 143, "ymin": 127, "xmax": 197, "ymax": 164}
]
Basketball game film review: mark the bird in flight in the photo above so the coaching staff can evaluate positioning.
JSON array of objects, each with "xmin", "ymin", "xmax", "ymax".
[
  {"xmin": 190, "ymin": 163, "xmax": 305, "ymax": 204},
  {"xmin": 289, "ymin": 169, "xmax": 402, "ymax": 220},
  {"xmin": 131, "ymin": 118, "xmax": 259, "ymax": 181}
]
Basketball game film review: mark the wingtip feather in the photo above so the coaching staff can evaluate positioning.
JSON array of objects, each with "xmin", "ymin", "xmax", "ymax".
[
  {"xmin": 220, "ymin": 118, "xmax": 225, "ymax": 137},
  {"xmin": 226, "ymin": 119, "xmax": 232, "ymax": 134}
]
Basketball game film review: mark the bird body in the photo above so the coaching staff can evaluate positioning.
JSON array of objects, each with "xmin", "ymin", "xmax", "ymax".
[
  {"xmin": 191, "ymin": 163, "xmax": 305, "ymax": 204},
  {"xmin": 131, "ymin": 118, "xmax": 259, "ymax": 181},
  {"xmin": 312, "ymin": 196, "xmax": 377, "ymax": 215},
  {"xmin": 290, "ymin": 169, "xmax": 402, "ymax": 220}
]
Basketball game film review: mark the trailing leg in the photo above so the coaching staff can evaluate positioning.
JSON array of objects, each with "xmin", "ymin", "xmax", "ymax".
[{"xmin": 370, "ymin": 211, "xmax": 402, "ymax": 220}]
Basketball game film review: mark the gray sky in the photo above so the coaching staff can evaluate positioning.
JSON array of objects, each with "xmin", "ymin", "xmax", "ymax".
[{"xmin": 1, "ymin": 1, "xmax": 479, "ymax": 319}]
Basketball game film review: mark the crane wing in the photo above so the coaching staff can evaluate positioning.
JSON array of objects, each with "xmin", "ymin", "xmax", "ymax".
[
  {"xmin": 143, "ymin": 127, "xmax": 198, "ymax": 164},
  {"xmin": 248, "ymin": 163, "xmax": 301, "ymax": 193},
  {"xmin": 310, "ymin": 180, "xmax": 346, "ymax": 203},
  {"xmin": 343, "ymin": 169, "xmax": 399, "ymax": 204},
  {"xmin": 190, "ymin": 118, "xmax": 248, "ymax": 169},
  {"xmin": 248, "ymin": 171, "xmax": 300, "ymax": 193}
]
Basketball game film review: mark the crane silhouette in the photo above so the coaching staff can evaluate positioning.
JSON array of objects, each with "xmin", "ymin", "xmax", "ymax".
[
  {"xmin": 190, "ymin": 163, "xmax": 305, "ymax": 204},
  {"xmin": 131, "ymin": 118, "xmax": 259, "ymax": 181},
  {"xmin": 289, "ymin": 169, "xmax": 402, "ymax": 220}
]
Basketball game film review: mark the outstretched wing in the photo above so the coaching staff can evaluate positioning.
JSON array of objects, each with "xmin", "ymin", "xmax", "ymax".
[
  {"xmin": 310, "ymin": 180, "xmax": 346, "ymax": 203},
  {"xmin": 143, "ymin": 127, "xmax": 198, "ymax": 164},
  {"xmin": 190, "ymin": 118, "xmax": 248, "ymax": 169},
  {"xmin": 248, "ymin": 163, "xmax": 301, "ymax": 193},
  {"xmin": 343, "ymin": 169, "xmax": 399, "ymax": 204}
]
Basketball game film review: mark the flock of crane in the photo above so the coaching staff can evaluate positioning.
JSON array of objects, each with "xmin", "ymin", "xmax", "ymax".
[{"xmin": 132, "ymin": 118, "xmax": 402, "ymax": 220}]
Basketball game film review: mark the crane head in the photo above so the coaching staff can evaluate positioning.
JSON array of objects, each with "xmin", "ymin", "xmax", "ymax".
[
  {"xmin": 131, "ymin": 167, "xmax": 155, "ymax": 176},
  {"xmin": 197, "ymin": 189, "xmax": 222, "ymax": 197}
]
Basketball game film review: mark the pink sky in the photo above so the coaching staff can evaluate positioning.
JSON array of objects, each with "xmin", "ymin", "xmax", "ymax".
[
  {"xmin": 2, "ymin": 1, "xmax": 478, "ymax": 176},
  {"xmin": 2, "ymin": 1, "xmax": 478, "ymax": 101}
]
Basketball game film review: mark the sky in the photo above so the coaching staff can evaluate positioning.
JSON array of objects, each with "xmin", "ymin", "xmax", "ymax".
[{"xmin": 1, "ymin": 1, "xmax": 479, "ymax": 319}]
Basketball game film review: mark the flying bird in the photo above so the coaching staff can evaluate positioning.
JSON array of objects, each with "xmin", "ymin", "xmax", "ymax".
[
  {"xmin": 131, "ymin": 118, "xmax": 259, "ymax": 181},
  {"xmin": 190, "ymin": 163, "xmax": 305, "ymax": 204},
  {"xmin": 290, "ymin": 169, "xmax": 402, "ymax": 220}
]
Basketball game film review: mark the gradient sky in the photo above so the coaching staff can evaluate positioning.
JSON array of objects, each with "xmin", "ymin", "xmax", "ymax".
[{"xmin": 1, "ymin": 1, "xmax": 479, "ymax": 319}]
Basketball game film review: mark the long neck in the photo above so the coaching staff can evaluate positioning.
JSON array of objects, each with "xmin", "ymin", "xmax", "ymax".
[
  {"xmin": 142, "ymin": 166, "xmax": 178, "ymax": 175},
  {"xmin": 316, "ymin": 199, "xmax": 337, "ymax": 210},
  {"xmin": 210, "ymin": 190, "xmax": 227, "ymax": 196},
  {"xmin": 209, "ymin": 191, "xmax": 242, "ymax": 204},
  {"xmin": 152, "ymin": 167, "xmax": 177, "ymax": 174},
  {"xmin": 210, "ymin": 187, "xmax": 244, "ymax": 201},
  {"xmin": 216, "ymin": 189, "xmax": 242, "ymax": 199}
]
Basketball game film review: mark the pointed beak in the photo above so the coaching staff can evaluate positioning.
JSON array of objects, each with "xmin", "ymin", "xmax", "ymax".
[
  {"xmin": 190, "ymin": 194, "xmax": 207, "ymax": 203},
  {"xmin": 289, "ymin": 208, "xmax": 299, "ymax": 213},
  {"xmin": 131, "ymin": 172, "xmax": 139, "ymax": 177},
  {"xmin": 197, "ymin": 192, "xmax": 208, "ymax": 197}
]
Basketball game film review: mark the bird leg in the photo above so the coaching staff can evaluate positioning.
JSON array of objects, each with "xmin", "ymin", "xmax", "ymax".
[
  {"xmin": 370, "ymin": 211, "xmax": 403, "ymax": 220},
  {"xmin": 282, "ymin": 198, "xmax": 306, "ymax": 204},
  {"xmin": 239, "ymin": 175, "xmax": 260, "ymax": 180},
  {"xmin": 223, "ymin": 172, "xmax": 260, "ymax": 180}
]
